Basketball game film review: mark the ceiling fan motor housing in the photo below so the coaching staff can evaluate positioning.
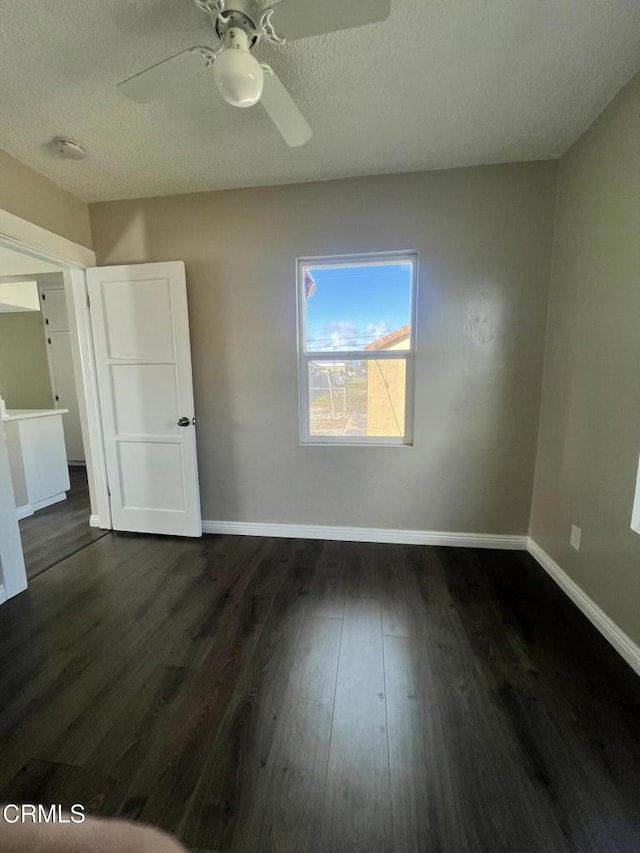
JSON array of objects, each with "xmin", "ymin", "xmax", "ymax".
[
  {"xmin": 194, "ymin": 0, "xmax": 273, "ymax": 46},
  {"xmin": 216, "ymin": 11, "xmax": 259, "ymax": 45},
  {"xmin": 195, "ymin": 0, "xmax": 289, "ymax": 48}
]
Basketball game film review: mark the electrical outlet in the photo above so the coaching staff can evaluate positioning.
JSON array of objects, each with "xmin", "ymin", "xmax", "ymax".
[{"xmin": 570, "ymin": 524, "xmax": 582, "ymax": 551}]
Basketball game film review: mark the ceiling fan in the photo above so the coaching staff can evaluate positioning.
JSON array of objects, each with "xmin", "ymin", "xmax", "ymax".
[{"xmin": 118, "ymin": 0, "xmax": 391, "ymax": 147}]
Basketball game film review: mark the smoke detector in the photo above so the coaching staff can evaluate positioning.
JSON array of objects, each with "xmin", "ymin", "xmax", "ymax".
[{"xmin": 53, "ymin": 138, "xmax": 86, "ymax": 160}]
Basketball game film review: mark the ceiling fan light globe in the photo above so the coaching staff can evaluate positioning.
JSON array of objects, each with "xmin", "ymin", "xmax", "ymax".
[{"xmin": 213, "ymin": 48, "xmax": 264, "ymax": 108}]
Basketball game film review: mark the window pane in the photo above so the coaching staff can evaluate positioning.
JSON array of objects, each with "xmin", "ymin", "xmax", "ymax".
[
  {"xmin": 302, "ymin": 260, "xmax": 412, "ymax": 353},
  {"xmin": 308, "ymin": 359, "xmax": 406, "ymax": 438}
]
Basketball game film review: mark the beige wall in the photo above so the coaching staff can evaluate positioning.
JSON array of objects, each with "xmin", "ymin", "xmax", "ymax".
[
  {"xmin": 0, "ymin": 149, "xmax": 92, "ymax": 248},
  {"xmin": 530, "ymin": 73, "xmax": 640, "ymax": 645},
  {"xmin": 90, "ymin": 163, "xmax": 557, "ymax": 533},
  {"xmin": 0, "ymin": 311, "xmax": 52, "ymax": 410}
]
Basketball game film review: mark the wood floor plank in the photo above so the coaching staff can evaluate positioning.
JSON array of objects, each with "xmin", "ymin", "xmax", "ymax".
[
  {"xmin": 341, "ymin": 542, "xmax": 386, "ymax": 599},
  {"xmin": 320, "ymin": 597, "xmax": 391, "ymax": 853},
  {"xmin": 380, "ymin": 544, "xmax": 427, "ymax": 638},
  {"xmin": 228, "ymin": 613, "xmax": 342, "ymax": 853},
  {"xmin": 308, "ymin": 539, "xmax": 346, "ymax": 618},
  {"xmin": 0, "ymin": 759, "xmax": 115, "ymax": 816},
  {"xmin": 118, "ymin": 668, "xmax": 234, "ymax": 824},
  {"xmin": 383, "ymin": 634, "xmax": 434, "ymax": 852}
]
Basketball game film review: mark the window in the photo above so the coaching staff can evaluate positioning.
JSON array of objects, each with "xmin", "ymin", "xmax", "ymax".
[{"xmin": 297, "ymin": 252, "xmax": 417, "ymax": 445}]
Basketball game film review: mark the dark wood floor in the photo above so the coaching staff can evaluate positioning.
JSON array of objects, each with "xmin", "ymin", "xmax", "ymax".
[
  {"xmin": 0, "ymin": 534, "xmax": 638, "ymax": 852},
  {"xmin": 18, "ymin": 465, "xmax": 109, "ymax": 580}
]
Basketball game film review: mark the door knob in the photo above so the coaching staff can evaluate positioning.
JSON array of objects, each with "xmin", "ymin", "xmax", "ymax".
[{"xmin": 177, "ymin": 417, "xmax": 191, "ymax": 427}]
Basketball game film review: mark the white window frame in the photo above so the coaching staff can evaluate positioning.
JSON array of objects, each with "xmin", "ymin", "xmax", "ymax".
[{"xmin": 297, "ymin": 251, "xmax": 418, "ymax": 446}]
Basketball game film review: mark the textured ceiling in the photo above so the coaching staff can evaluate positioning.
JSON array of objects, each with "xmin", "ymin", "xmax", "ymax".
[{"xmin": 0, "ymin": 0, "xmax": 638, "ymax": 202}]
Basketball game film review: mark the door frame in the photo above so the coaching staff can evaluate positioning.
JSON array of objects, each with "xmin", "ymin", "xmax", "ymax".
[{"xmin": 0, "ymin": 207, "xmax": 112, "ymax": 549}]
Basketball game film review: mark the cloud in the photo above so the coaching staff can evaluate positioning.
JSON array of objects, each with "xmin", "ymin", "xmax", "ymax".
[
  {"xmin": 365, "ymin": 322, "xmax": 390, "ymax": 341},
  {"xmin": 309, "ymin": 320, "xmax": 392, "ymax": 351},
  {"xmin": 318, "ymin": 320, "xmax": 360, "ymax": 350}
]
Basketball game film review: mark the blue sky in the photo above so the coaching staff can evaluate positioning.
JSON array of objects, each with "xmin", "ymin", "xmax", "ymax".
[{"xmin": 304, "ymin": 262, "xmax": 412, "ymax": 351}]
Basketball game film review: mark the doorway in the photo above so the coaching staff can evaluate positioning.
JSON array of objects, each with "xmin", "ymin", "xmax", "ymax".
[
  {"xmin": 0, "ymin": 246, "xmax": 109, "ymax": 579},
  {"xmin": 0, "ymin": 209, "xmax": 111, "ymax": 601},
  {"xmin": 0, "ymin": 210, "xmax": 202, "ymax": 603}
]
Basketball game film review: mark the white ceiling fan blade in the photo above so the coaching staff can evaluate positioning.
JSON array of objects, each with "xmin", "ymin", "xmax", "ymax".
[
  {"xmin": 118, "ymin": 47, "xmax": 214, "ymax": 103},
  {"xmin": 270, "ymin": 0, "xmax": 391, "ymax": 41},
  {"xmin": 260, "ymin": 68, "xmax": 312, "ymax": 147}
]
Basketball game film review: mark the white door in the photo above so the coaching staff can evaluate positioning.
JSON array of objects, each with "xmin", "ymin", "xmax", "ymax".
[
  {"xmin": 87, "ymin": 261, "xmax": 201, "ymax": 537},
  {"xmin": 40, "ymin": 285, "xmax": 85, "ymax": 462}
]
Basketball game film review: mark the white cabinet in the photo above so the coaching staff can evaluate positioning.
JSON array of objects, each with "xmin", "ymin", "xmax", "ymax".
[
  {"xmin": 3, "ymin": 410, "xmax": 70, "ymax": 519},
  {"xmin": 0, "ymin": 417, "xmax": 27, "ymax": 602}
]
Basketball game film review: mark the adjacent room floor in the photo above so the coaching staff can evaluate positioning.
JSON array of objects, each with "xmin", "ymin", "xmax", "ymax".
[
  {"xmin": 0, "ymin": 534, "xmax": 638, "ymax": 852},
  {"xmin": 18, "ymin": 466, "xmax": 109, "ymax": 580}
]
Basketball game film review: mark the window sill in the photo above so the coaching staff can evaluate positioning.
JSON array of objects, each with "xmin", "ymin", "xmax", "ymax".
[{"xmin": 300, "ymin": 440, "xmax": 413, "ymax": 448}]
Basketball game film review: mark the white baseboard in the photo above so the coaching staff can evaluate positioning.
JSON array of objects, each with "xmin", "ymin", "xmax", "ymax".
[
  {"xmin": 89, "ymin": 514, "xmax": 104, "ymax": 528},
  {"xmin": 15, "ymin": 492, "xmax": 66, "ymax": 520},
  {"xmin": 201, "ymin": 520, "xmax": 528, "ymax": 550},
  {"xmin": 527, "ymin": 539, "xmax": 640, "ymax": 675},
  {"xmin": 0, "ymin": 583, "xmax": 6, "ymax": 605}
]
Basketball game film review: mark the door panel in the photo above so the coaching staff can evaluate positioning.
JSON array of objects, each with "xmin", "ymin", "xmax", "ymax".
[
  {"xmin": 102, "ymin": 278, "xmax": 176, "ymax": 361},
  {"xmin": 111, "ymin": 364, "xmax": 180, "ymax": 437},
  {"xmin": 117, "ymin": 441, "xmax": 186, "ymax": 512},
  {"xmin": 87, "ymin": 262, "xmax": 201, "ymax": 537}
]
